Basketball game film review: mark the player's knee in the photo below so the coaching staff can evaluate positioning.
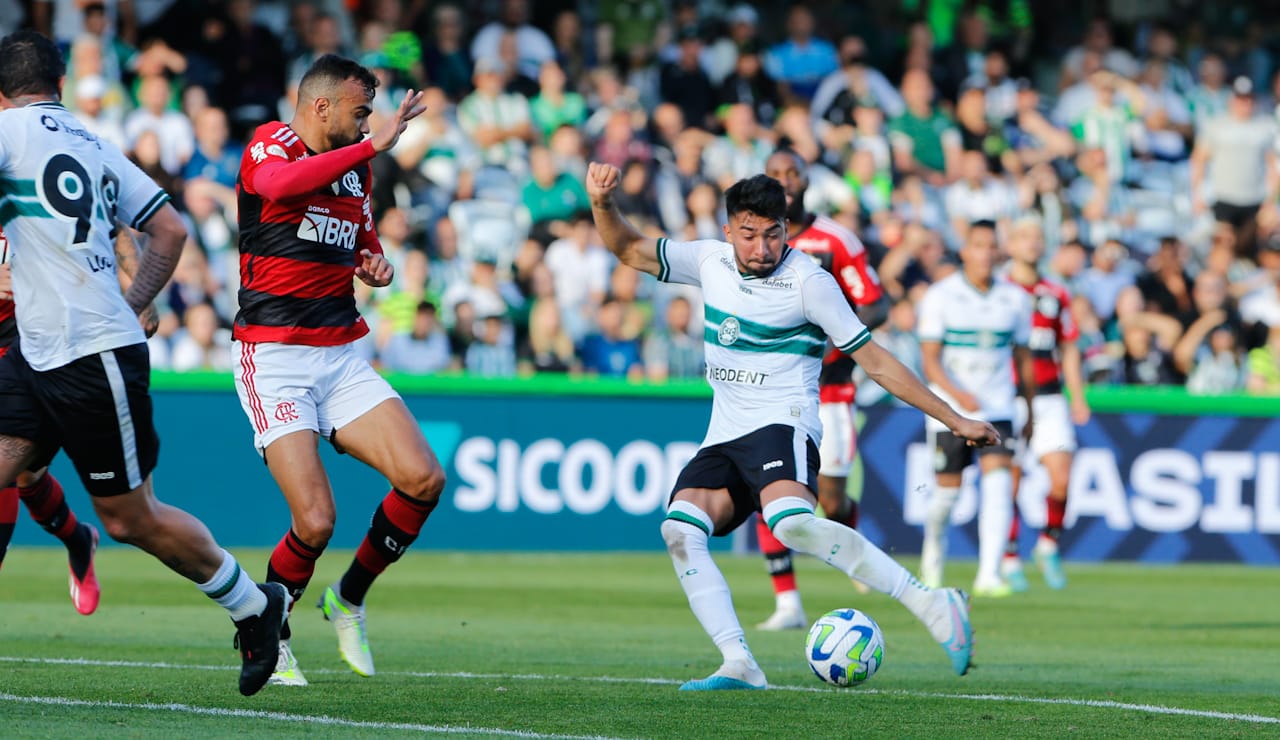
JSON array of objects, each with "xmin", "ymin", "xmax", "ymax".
[
  {"xmin": 292, "ymin": 512, "xmax": 335, "ymax": 548},
  {"xmin": 660, "ymin": 517, "xmax": 697, "ymax": 558},
  {"xmin": 393, "ymin": 457, "xmax": 446, "ymax": 503},
  {"xmin": 770, "ymin": 511, "xmax": 818, "ymax": 553},
  {"xmin": 99, "ymin": 510, "xmax": 145, "ymax": 545}
]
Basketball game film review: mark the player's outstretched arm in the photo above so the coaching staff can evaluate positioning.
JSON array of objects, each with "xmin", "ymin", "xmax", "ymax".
[
  {"xmin": 123, "ymin": 203, "xmax": 186, "ymax": 315},
  {"xmin": 852, "ymin": 339, "xmax": 1000, "ymax": 446},
  {"xmin": 586, "ymin": 162, "xmax": 662, "ymax": 277}
]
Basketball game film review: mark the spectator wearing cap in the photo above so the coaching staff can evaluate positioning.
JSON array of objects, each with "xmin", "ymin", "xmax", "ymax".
[
  {"xmin": 660, "ymin": 24, "xmax": 716, "ymax": 131},
  {"xmin": 703, "ymin": 3, "xmax": 760, "ymax": 86},
  {"xmin": 764, "ymin": 5, "xmax": 839, "ymax": 105},
  {"xmin": 381, "ymin": 301, "xmax": 453, "ymax": 374},
  {"xmin": 470, "ymin": 0, "xmax": 554, "ymax": 82},
  {"xmin": 71, "ymin": 74, "xmax": 126, "ymax": 150},
  {"xmin": 458, "ymin": 56, "xmax": 535, "ymax": 179},
  {"xmin": 1191, "ymin": 75, "xmax": 1278, "ymax": 258}
]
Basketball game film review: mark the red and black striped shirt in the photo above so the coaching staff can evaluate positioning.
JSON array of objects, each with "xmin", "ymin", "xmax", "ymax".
[
  {"xmin": 234, "ymin": 122, "xmax": 382, "ymax": 345},
  {"xmin": 0, "ymin": 227, "xmax": 16, "ymax": 348}
]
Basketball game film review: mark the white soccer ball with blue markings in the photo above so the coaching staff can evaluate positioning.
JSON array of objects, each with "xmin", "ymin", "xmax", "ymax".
[{"xmin": 805, "ymin": 608, "xmax": 884, "ymax": 686}]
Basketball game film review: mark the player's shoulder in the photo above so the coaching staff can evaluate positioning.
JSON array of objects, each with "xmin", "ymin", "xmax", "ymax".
[
  {"xmin": 246, "ymin": 122, "xmax": 303, "ymax": 163},
  {"xmin": 663, "ymin": 236, "xmax": 729, "ymax": 263}
]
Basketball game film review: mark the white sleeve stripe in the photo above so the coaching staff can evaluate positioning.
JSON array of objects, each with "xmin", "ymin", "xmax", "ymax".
[{"xmin": 130, "ymin": 191, "xmax": 170, "ymax": 229}]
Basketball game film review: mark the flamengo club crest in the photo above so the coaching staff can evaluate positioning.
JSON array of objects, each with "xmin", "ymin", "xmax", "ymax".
[{"xmin": 718, "ymin": 316, "xmax": 741, "ymax": 346}]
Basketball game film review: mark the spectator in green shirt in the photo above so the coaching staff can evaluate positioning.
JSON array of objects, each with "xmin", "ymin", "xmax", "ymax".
[
  {"xmin": 889, "ymin": 69, "xmax": 962, "ymax": 186},
  {"xmin": 522, "ymin": 146, "xmax": 591, "ymax": 242},
  {"xmin": 530, "ymin": 60, "xmax": 586, "ymax": 142}
]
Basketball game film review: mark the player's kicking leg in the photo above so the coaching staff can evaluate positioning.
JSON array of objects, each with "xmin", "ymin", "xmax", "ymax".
[
  {"xmin": 10, "ymin": 468, "xmax": 101, "ymax": 613},
  {"xmin": 762, "ymin": 481, "xmax": 973, "ymax": 675},
  {"xmin": 325, "ymin": 397, "xmax": 445, "ymax": 677}
]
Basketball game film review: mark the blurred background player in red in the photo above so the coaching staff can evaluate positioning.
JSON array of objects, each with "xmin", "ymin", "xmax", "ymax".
[
  {"xmin": 0, "ymin": 225, "xmax": 99, "ymax": 616},
  {"xmin": 232, "ymin": 54, "xmax": 441, "ymax": 686},
  {"xmin": 756, "ymin": 148, "xmax": 891, "ymax": 630},
  {"xmin": 1002, "ymin": 219, "xmax": 1090, "ymax": 591}
]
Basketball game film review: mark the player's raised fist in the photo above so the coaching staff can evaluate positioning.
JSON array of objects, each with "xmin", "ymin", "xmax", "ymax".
[{"xmin": 585, "ymin": 162, "xmax": 621, "ymax": 208}]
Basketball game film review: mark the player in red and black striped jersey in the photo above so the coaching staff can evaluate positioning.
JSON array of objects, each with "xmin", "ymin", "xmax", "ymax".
[
  {"xmin": 754, "ymin": 149, "xmax": 892, "ymax": 630},
  {"xmin": 1001, "ymin": 220, "xmax": 1091, "ymax": 591},
  {"xmin": 233, "ymin": 55, "xmax": 439, "ymax": 685}
]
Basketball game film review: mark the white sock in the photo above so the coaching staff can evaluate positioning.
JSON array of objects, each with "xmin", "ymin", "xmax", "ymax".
[
  {"xmin": 764, "ymin": 497, "xmax": 935, "ymax": 619},
  {"xmin": 662, "ymin": 503, "xmax": 754, "ymax": 666},
  {"xmin": 776, "ymin": 589, "xmax": 803, "ymax": 613},
  {"xmin": 197, "ymin": 549, "xmax": 267, "ymax": 622},
  {"xmin": 921, "ymin": 485, "xmax": 959, "ymax": 585},
  {"xmin": 978, "ymin": 469, "xmax": 1013, "ymax": 585}
]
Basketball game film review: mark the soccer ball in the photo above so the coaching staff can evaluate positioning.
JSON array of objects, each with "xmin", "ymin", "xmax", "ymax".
[{"xmin": 805, "ymin": 608, "xmax": 884, "ymax": 686}]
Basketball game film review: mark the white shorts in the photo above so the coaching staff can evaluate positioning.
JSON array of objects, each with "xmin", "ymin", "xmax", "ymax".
[
  {"xmin": 233, "ymin": 340, "xmax": 399, "ymax": 455},
  {"xmin": 818, "ymin": 402, "xmax": 857, "ymax": 477},
  {"xmin": 1015, "ymin": 393, "xmax": 1078, "ymax": 465}
]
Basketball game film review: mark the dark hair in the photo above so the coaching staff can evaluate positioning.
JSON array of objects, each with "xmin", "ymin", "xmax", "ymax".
[
  {"xmin": 769, "ymin": 146, "xmax": 807, "ymax": 173},
  {"xmin": 969, "ymin": 219, "xmax": 997, "ymax": 233},
  {"xmin": 416, "ymin": 300, "xmax": 437, "ymax": 313},
  {"xmin": 298, "ymin": 53, "xmax": 379, "ymax": 103},
  {"xmin": 724, "ymin": 174, "xmax": 786, "ymax": 222},
  {"xmin": 0, "ymin": 31, "xmax": 65, "ymax": 98}
]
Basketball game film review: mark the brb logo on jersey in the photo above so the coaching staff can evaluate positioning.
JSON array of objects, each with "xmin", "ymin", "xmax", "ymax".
[
  {"xmin": 298, "ymin": 205, "xmax": 358, "ymax": 250},
  {"xmin": 717, "ymin": 316, "xmax": 741, "ymax": 346}
]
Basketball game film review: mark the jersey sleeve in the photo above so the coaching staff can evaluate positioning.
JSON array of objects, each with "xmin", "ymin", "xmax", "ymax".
[
  {"xmin": 830, "ymin": 231, "xmax": 884, "ymax": 306},
  {"xmin": 656, "ymin": 237, "xmax": 714, "ymax": 286},
  {"xmin": 107, "ymin": 145, "xmax": 171, "ymax": 230},
  {"xmin": 355, "ymin": 164, "xmax": 382, "ymax": 256},
  {"xmin": 1056, "ymin": 284, "xmax": 1080, "ymax": 342},
  {"xmin": 802, "ymin": 269, "xmax": 871, "ymax": 354},
  {"xmin": 916, "ymin": 283, "xmax": 945, "ymax": 343}
]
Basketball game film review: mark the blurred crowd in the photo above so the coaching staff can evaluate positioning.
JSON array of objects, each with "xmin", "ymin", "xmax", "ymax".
[{"xmin": 9, "ymin": 0, "xmax": 1280, "ymax": 395}]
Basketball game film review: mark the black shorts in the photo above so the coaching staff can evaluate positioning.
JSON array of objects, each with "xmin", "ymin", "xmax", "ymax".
[
  {"xmin": 1211, "ymin": 201, "xmax": 1260, "ymax": 228},
  {"xmin": 0, "ymin": 341, "xmax": 159, "ymax": 496},
  {"xmin": 671, "ymin": 424, "xmax": 820, "ymax": 536},
  {"xmin": 932, "ymin": 420, "xmax": 1016, "ymax": 475}
]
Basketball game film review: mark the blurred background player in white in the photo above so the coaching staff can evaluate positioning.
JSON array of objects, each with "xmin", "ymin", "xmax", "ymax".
[
  {"xmin": 918, "ymin": 220, "xmax": 1035, "ymax": 598},
  {"xmin": 588, "ymin": 163, "xmax": 996, "ymax": 689},
  {"xmin": 1002, "ymin": 219, "xmax": 1090, "ymax": 591},
  {"xmin": 755, "ymin": 148, "xmax": 890, "ymax": 631},
  {"xmin": 0, "ymin": 30, "xmax": 286, "ymax": 697}
]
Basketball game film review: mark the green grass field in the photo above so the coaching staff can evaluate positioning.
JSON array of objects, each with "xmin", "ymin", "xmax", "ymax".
[{"xmin": 0, "ymin": 547, "xmax": 1276, "ymax": 738}]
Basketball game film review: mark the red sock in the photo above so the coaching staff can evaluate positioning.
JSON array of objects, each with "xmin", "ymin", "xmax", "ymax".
[
  {"xmin": 1045, "ymin": 496, "xmax": 1067, "ymax": 541},
  {"xmin": 1006, "ymin": 500, "xmax": 1021, "ymax": 556},
  {"xmin": 19, "ymin": 474, "xmax": 78, "ymax": 542},
  {"xmin": 267, "ymin": 528, "xmax": 326, "ymax": 610},
  {"xmin": 843, "ymin": 499, "xmax": 859, "ymax": 529},
  {"xmin": 0, "ymin": 484, "xmax": 18, "ymax": 570},
  {"xmin": 342, "ymin": 489, "xmax": 437, "ymax": 605},
  {"xmin": 756, "ymin": 515, "xmax": 797, "ymax": 595}
]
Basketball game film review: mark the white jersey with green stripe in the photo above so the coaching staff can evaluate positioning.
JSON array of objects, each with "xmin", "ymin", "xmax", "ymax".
[
  {"xmin": 917, "ymin": 272, "xmax": 1032, "ymax": 429},
  {"xmin": 656, "ymin": 237, "xmax": 871, "ymax": 448},
  {"xmin": 0, "ymin": 101, "xmax": 169, "ymax": 371}
]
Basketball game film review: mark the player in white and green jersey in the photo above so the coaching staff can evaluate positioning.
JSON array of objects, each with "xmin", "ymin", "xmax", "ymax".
[
  {"xmin": 917, "ymin": 220, "xmax": 1036, "ymax": 598},
  {"xmin": 0, "ymin": 30, "xmax": 286, "ymax": 696},
  {"xmin": 588, "ymin": 162, "xmax": 1000, "ymax": 690}
]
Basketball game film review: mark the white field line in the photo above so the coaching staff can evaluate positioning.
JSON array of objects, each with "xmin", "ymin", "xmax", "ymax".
[
  {"xmin": 0, "ymin": 691, "xmax": 625, "ymax": 740},
  {"xmin": 2, "ymin": 655, "xmax": 1278, "ymax": 725}
]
